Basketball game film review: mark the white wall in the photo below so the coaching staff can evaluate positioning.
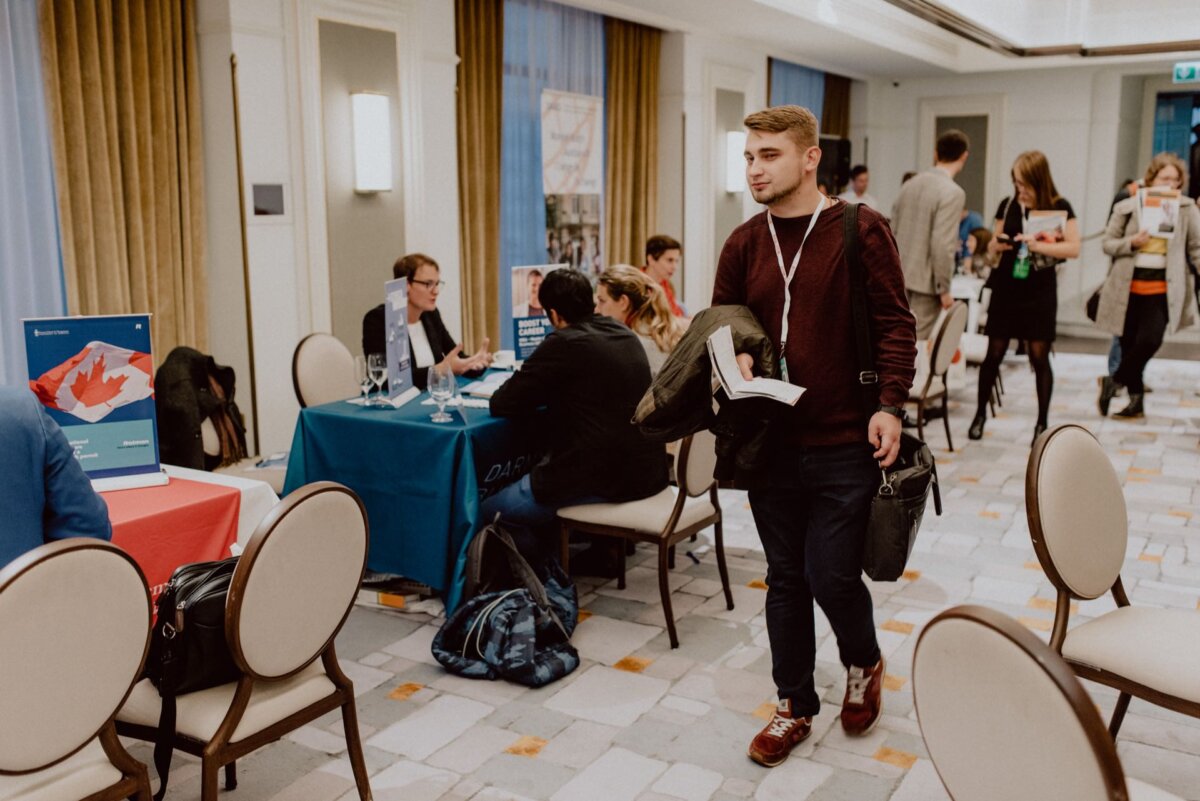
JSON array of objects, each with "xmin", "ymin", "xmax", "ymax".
[{"xmin": 197, "ymin": 0, "xmax": 460, "ymax": 455}]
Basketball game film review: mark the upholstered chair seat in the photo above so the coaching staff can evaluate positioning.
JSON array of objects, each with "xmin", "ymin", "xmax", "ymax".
[{"xmin": 556, "ymin": 430, "xmax": 732, "ymax": 649}]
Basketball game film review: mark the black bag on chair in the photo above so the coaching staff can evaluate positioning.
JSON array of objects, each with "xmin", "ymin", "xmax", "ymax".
[
  {"xmin": 143, "ymin": 557, "xmax": 241, "ymax": 800},
  {"xmin": 843, "ymin": 203, "xmax": 942, "ymax": 582}
]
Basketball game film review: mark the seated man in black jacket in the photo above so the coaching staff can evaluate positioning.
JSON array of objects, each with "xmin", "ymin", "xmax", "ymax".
[
  {"xmin": 362, "ymin": 253, "xmax": 491, "ymax": 391},
  {"xmin": 482, "ymin": 268, "xmax": 668, "ymax": 548}
]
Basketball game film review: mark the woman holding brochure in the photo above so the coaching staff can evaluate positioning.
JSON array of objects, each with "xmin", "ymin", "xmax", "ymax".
[
  {"xmin": 595, "ymin": 265, "xmax": 684, "ymax": 377},
  {"xmin": 1096, "ymin": 153, "xmax": 1200, "ymax": 419},
  {"xmin": 969, "ymin": 151, "xmax": 1080, "ymax": 445},
  {"xmin": 362, "ymin": 253, "xmax": 492, "ymax": 391}
]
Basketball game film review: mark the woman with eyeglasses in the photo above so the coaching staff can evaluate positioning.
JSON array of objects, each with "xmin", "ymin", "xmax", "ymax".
[
  {"xmin": 362, "ymin": 253, "xmax": 492, "ymax": 390},
  {"xmin": 969, "ymin": 151, "xmax": 1081, "ymax": 445}
]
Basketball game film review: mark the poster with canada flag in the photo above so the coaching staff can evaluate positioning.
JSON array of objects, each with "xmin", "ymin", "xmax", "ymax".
[{"xmin": 23, "ymin": 314, "xmax": 164, "ymax": 487}]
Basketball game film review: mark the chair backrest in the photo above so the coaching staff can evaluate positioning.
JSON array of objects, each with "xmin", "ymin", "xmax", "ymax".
[
  {"xmin": 0, "ymin": 540, "xmax": 150, "ymax": 774},
  {"xmin": 675, "ymin": 429, "xmax": 717, "ymax": 498},
  {"xmin": 1026, "ymin": 424, "xmax": 1127, "ymax": 600},
  {"xmin": 929, "ymin": 301, "xmax": 969, "ymax": 377},
  {"xmin": 913, "ymin": 604, "xmax": 1128, "ymax": 801},
  {"xmin": 227, "ymin": 482, "xmax": 368, "ymax": 680},
  {"xmin": 292, "ymin": 333, "xmax": 358, "ymax": 408}
]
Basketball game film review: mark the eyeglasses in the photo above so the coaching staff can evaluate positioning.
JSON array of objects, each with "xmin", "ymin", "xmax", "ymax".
[{"xmin": 410, "ymin": 279, "xmax": 446, "ymax": 290}]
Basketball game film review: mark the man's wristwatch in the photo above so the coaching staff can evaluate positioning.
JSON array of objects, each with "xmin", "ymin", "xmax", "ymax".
[{"xmin": 876, "ymin": 404, "xmax": 907, "ymax": 423}]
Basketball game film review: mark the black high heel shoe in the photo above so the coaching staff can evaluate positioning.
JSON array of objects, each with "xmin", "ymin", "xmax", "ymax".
[
  {"xmin": 1032, "ymin": 423, "xmax": 1047, "ymax": 446},
  {"xmin": 968, "ymin": 414, "xmax": 986, "ymax": 440}
]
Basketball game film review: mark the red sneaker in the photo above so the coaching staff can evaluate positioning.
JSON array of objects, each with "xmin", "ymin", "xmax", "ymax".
[
  {"xmin": 747, "ymin": 699, "xmax": 812, "ymax": 767},
  {"xmin": 841, "ymin": 657, "xmax": 884, "ymax": 735}
]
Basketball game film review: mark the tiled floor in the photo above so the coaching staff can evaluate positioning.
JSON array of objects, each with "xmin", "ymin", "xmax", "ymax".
[{"xmin": 131, "ymin": 351, "xmax": 1200, "ymax": 801}]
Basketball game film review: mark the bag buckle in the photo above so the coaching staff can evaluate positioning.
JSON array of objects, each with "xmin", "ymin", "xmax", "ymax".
[
  {"xmin": 877, "ymin": 469, "xmax": 895, "ymax": 496},
  {"xmin": 858, "ymin": 371, "xmax": 879, "ymax": 385}
]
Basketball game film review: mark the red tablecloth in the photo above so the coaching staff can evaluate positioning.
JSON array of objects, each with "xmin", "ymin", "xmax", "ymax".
[{"xmin": 107, "ymin": 478, "xmax": 241, "ymax": 601}]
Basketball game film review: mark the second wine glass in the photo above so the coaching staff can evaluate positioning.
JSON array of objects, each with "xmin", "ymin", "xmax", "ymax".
[
  {"xmin": 428, "ymin": 364, "xmax": 455, "ymax": 423},
  {"xmin": 367, "ymin": 353, "xmax": 388, "ymax": 406}
]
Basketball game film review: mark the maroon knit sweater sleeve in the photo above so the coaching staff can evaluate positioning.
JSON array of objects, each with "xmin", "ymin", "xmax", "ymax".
[{"xmin": 859, "ymin": 210, "xmax": 917, "ymax": 408}]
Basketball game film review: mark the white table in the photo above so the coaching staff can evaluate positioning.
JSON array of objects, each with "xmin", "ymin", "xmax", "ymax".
[{"xmin": 162, "ymin": 464, "xmax": 279, "ymax": 547}]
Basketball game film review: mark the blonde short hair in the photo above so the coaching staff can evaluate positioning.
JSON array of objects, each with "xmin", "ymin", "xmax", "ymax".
[
  {"xmin": 743, "ymin": 105, "xmax": 819, "ymax": 150},
  {"xmin": 1144, "ymin": 152, "xmax": 1187, "ymax": 189}
]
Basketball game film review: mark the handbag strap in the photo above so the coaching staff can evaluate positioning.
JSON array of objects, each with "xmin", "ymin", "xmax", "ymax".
[
  {"xmin": 843, "ymin": 202, "xmax": 880, "ymax": 421},
  {"xmin": 488, "ymin": 522, "xmax": 570, "ymax": 638}
]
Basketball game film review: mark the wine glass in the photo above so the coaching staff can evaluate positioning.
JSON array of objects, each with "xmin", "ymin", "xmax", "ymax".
[
  {"xmin": 367, "ymin": 353, "xmax": 387, "ymax": 406},
  {"xmin": 428, "ymin": 364, "xmax": 456, "ymax": 423},
  {"xmin": 354, "ymin": 355, "xmax": 373, "ymax": 405}
]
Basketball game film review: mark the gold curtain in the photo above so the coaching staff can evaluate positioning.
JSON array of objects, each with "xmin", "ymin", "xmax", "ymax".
[
  {"xmin": 822, "ymin": 73, "xmax": 851, "ymax": 138},
  {"xmin": 40, "ymin": 0, "xmax": 207, "ymax": 358},
  {"xmin": 604, "ymin": 17, "xmax": 661, "ymax": 267},
  {"xmin": 455, "ymin": 0, "xmax": 503, "ymax": 348}
]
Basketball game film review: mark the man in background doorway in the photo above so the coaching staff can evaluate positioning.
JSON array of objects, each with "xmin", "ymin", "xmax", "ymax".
[
  {"xmin": 643, "ymin": 235, "xmax": 686, "ymax": 317},
  {"xmin": 891, "ymin": 129, "xmax": 970, "ymax": 339},
  {"xmin": 837, "ymin": 165, "xmax": 879, "ymax": 209}
]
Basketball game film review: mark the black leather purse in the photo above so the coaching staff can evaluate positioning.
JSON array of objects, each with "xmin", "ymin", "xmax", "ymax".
[
  {"xmin": 844, "ymin": 203, "xmax": 942, "ymax": 581},
  {"xmin": 144, "ymin": 557, "xmax": 241, "ymax": 800}
]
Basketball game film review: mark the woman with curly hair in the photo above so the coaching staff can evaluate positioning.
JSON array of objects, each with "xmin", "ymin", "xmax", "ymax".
[{"xmin": 595, "ymin": 264, "xmax": 684, "ymax": 377}]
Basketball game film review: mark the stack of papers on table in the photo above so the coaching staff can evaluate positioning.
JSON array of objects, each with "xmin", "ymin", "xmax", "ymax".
[
  {"xmin": 707, "ymin": 325, "xmax": 804, "ymax": 406},
  {"xmin": 461, "ymin": 371, "xmax": 514, "ymax": 398}
]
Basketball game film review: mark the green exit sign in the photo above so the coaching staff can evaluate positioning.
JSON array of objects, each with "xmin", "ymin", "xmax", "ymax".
[{"xmin": 1174, "ymin": 62, "xmax": 1200, "ymax": 84}]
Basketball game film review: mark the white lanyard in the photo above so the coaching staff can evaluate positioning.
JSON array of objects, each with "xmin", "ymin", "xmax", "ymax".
[{"xmin": 766, "ymin": 195, "xmax": 826, "ymax": 383}]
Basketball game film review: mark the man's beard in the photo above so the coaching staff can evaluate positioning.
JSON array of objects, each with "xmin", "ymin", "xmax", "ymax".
[{"xmin": 751, "ymin": 176, "xmax": 802, "ymax": 207}]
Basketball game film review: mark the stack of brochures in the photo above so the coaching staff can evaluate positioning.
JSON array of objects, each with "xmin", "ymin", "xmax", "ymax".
[
  {"xmin": 706, "ymin": 325, "xmax": 804, "ymax": 406},
  {"xmin": 461, "ymin": 371, "xmax": 514, "ymax": 398}
]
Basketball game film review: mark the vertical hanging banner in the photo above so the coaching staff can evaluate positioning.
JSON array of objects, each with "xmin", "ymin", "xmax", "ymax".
[
  {"xmin": 23, "ymin": 314, "xmax": 166, "ymax": 490},
  {"xmin": 541, "ymin": 89, "xmax": 604, "ymax": 278}
]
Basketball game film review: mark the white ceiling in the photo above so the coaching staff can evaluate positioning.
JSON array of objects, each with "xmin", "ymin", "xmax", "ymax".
[{"xmin": 565, "ymin": 0, "xmax": 1200, "ymax": 79}]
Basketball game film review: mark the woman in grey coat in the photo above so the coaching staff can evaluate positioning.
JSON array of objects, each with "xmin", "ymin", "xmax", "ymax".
[{"xmin": 1096, "ymin": 152, "xmax": 1200, "ymax": 418}]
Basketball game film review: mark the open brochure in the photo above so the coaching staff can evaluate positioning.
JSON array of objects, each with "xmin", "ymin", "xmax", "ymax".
[
  {"xmin": 706, "ymin": 325, "xmax": 804, "ymax": 406},
  {"xmin": 1023, "ymin": 210, "xmax": 1068, "ymax": 244},
  {"xmin": 1139, "ymin": 187, "xmax": 1181, "ymax": 240}
]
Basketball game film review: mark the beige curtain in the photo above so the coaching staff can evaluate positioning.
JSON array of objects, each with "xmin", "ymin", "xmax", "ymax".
[
  {"xmin": 822, "ymin": 73, "xmax": 851, "ymax": 138},
  {"xmin": 455, "ymin": 0, "xmax": 503, "ymax": 348},
  {"xmin": 40, "ymin": 0, "xmax": 207, "ymax": 359},
  {"xmin": 604, "ymin": 17, "xmax": 661, "ymax": 267}
]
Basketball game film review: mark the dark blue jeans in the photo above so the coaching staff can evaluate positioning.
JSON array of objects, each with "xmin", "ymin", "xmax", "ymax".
[
  {"xmin": 478, "ymin": 474, "xmax": 605, "ymax": 560},
  {"xmin": 748, "ymin": 440, "xmax": 882, "ymax": 718}
]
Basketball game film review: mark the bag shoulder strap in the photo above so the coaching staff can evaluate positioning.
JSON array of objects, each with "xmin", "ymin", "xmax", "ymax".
[{"xmin": 843, "ymin": 203, "xmax": 879, "ymax": 419}]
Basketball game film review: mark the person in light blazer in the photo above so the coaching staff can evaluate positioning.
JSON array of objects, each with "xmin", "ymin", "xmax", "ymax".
[{"xmin": 1096, "ymin": 152, "xmax": 1200, "ymax": 419}]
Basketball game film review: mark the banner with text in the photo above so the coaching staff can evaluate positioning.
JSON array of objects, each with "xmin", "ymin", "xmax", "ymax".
[
  {"xmin": 540, "ymin": 89, "xmax": 603, "ymax": 280},
  {"xmin": 24, "ymin": 314, "xmax": 161, "ymax": 481},
  {"xmin": 512, "ymin": 264, "xmax": 567, "ymax": 360},
  {"xmin": 384, "ymin": 278, "xmax": 415, "ymax": 397}
]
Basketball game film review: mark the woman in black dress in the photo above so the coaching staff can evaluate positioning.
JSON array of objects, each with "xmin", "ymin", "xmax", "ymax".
[{"xmin": 968, "ymin": 151, "xmax": 1081, "ymax": 444}]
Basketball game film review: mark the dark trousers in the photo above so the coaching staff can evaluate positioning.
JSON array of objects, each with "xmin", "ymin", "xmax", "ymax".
[
  {"xmin": 748, "ymin": 441, "xmax": 882, "ymax": 718},
  {"xmin": 1114, "ymin": 293, "xmax": 1168, "ymax": 394}
]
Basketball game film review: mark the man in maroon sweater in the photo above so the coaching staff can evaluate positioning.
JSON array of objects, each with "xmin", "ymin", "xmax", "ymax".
[{"xmin": 713, "ymin": 105, "xmax": 916, "ymax": 768}]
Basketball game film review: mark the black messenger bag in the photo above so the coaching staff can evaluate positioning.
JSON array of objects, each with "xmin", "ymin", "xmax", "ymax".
[{"xmin": 843, "ymin": 203, "xmax": 942, "ymax": 581}]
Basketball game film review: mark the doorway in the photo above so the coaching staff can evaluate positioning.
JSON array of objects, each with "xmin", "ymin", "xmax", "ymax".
[
  {"xmin": 1152, "ymin": 92, "xmax": 1200, "ymax": 198},
  {"xmin": 937, "ymin": 114, "xmax": 988, "ymax": 216}
]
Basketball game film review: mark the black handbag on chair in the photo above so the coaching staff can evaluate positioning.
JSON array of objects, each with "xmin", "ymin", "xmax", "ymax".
[
  {"xmin": 143, "ymin": 557, "xmax": 241, "ymax": 800},
  {"xmin": 843, "ymin": 203, "xmax": 942, "ymax": 581}
]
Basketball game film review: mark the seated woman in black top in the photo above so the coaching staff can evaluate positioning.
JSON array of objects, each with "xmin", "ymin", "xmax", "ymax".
[{"xmin": 362, "ymin": 253, "xmax": 491, "ymax": 390}]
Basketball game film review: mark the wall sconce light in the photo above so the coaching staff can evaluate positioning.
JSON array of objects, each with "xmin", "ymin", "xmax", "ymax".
[
  {"xmin": 725, "ymin": 131, "xmax": 747, "ymax": 193},
  {"xmin": 351, "ymin": 92, "xmax": 392, "ymax": 193}
]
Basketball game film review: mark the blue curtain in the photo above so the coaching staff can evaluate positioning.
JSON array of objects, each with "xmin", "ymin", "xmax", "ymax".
[
  {"xmin": 499, "ymin": 0, "xmax": 604, "ymax": 348},
  {"xmin": 0, "ymin": 0, "xmax": 65, "ymax": 385},
  {"xmin": 769, "ymin": 58, "xmax": 825, "ymax": 120}
]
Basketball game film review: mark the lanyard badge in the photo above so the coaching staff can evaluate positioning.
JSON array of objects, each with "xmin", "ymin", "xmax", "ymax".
[{"xmin": 766, "ymin": 195, "xmax": 826, "ymax": 384}]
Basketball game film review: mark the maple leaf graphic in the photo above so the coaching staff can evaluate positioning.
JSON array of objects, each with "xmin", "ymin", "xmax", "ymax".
[{"xmin": 70, "ymin": 354, "xmax": 128, "ymax": 407}]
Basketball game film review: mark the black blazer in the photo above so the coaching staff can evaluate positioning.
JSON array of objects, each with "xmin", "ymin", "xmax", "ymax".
[{"xmin": 362, "ymin": 305, "xmax": 474, "ymax": 391}]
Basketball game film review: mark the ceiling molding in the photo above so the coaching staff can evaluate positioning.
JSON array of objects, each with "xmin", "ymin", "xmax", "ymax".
[{"xmin": 882, "ymin": 0, "xmax": 1200, "ymax": 58}]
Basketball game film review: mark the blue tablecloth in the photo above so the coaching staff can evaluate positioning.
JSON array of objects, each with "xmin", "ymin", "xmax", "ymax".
[{"xmin": 282, "ymin": 392, "xmax": 540, "ymax": 611}]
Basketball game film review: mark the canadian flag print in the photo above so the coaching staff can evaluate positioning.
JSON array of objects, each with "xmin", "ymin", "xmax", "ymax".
[{"xmin": 29, "ymin": 341, "xmax": 154, "ymax": 424}]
